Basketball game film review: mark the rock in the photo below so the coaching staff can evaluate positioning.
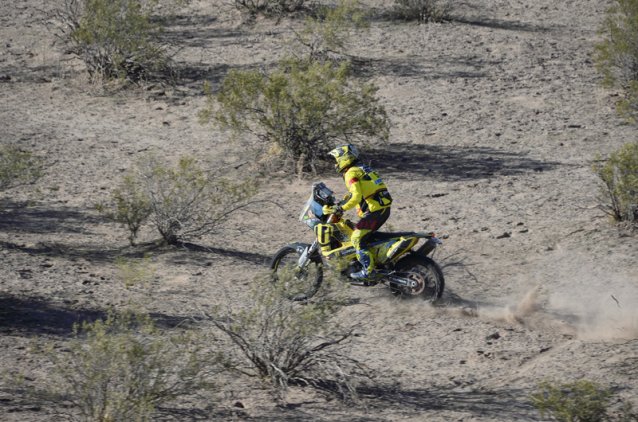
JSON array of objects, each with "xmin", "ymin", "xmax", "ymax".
[
  {"xmin": 486, "ymin": 332, "xmax": 501, "ymax": 340},
  {"xmin": 496, "ymin": 232, "xmax": 511, "ymax": 239}
]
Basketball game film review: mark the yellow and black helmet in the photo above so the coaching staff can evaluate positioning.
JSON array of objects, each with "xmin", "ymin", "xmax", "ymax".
[{"xmin": 328, "ymin": 144, "xmax": 360, "ymax": 173}]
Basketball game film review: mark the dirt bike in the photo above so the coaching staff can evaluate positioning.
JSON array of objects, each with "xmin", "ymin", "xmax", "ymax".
[{"xmin": 270, "ymin": 182, "xmax": 445, "ymax": 301}]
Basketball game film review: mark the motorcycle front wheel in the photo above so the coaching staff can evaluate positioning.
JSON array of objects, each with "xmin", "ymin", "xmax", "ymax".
[
  {"xmin": 270, "ymin": 244, "xmax": 324, "ymax": 301},
  {"xmin": 393, "ymin": 255, "xmax": 445, "ymax": 302}
]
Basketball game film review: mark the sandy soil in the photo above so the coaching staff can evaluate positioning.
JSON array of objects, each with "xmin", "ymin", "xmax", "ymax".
[{"xmin": 1, "ymin": 0, "xmax": 637, "ymax": 420}]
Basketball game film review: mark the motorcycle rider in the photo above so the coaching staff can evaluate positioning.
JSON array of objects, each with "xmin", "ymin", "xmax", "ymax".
[{"xmin": 322, "ymin": 144, "xmax": 393, "ymax": 279}]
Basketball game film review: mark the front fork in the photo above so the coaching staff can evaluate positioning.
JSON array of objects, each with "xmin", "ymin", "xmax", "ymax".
[{"xmin": 297, "ymin": 240, "xmax": 320, "ymax": 268}]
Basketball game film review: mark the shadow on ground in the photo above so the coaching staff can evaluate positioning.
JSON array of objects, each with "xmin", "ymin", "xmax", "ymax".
[
  {"xmin": 0, "ymin": 203, "xmax": 106, "ymax": 235},
  {"xmin": 367, "ymin": 5, "xmax": 552, "ymax": 32},
  {"xmin": 0, "ymin": 294, "xmax": 202, "ymax": 338},
  {"xmin": 451, "ymin": 15, "xmax": 552, "ymax": 33},
  {"xmin": 174, "ymin": 243, "xmax": 272, "ymax": 265},
  {"xmin": 0, "ymin": 294, "xmax": 106, "ymax": 337},
  {"xmin": 358, "ymin": 384, "xmax": 537, "ymax": 420},
  {"xmin": 236, "ymin": 383, "xmax": 537, "ymax": 421},
  {"xmin": 0, "ymin": 238, "xmax": 272, "ymax": 269},
  {"xmin": 174, "ymin": 61, "xmax": 265, "ymax": 97},
  {"xmin": 0, "ymin": 202, "xmax": 271, "ymax": 265},
  {"xmin": 367, "ymin": 143, "xmax": 562, "ymax": 181},
  {"xmin": 351, "ymin": 54, "xmax": 497, "ymax": 79}
]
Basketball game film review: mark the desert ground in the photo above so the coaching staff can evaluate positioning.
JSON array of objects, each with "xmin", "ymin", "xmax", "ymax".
[{"xmin": 1, "ymin": 0, "xmax": 637, "ymax": 420}]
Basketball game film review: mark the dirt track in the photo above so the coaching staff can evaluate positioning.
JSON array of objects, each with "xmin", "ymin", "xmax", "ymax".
[{"xmin": 1, "ymin": 0, "xmax": 637, "ymax": 420}]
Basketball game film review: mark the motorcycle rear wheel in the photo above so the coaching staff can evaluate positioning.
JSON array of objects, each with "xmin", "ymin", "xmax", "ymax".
[
  {"xmin": 393, "ymin": 255, "xmax": 445, "ymax": 302},
  {"xmin": 270, "ymin": 245, "xmax": 323, "ymax": 301}
]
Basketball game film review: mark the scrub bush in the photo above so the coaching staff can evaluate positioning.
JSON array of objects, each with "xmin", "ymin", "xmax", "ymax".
[
  {"xmin": 208, "ymin": 272, "xmax": 365, "ymax": 402},
  {"xmin": 96, "ymin": 174, "xmax": 152, "ymax": 245},
  {"xmin": 294, "ymin": 0, "xmax": 368, "ymax": 59},
  {"xmin": 205, "ymin": 57, "xmax": 389, "ymax": 174},
  {"xmin": 392, "ymin": 0, "xmax": 451, "ymax": 23},
  {"xmin": 234, "ymin": 0, "xmax": 308, "ymax": 18},
  {"xmin": 595, "ymin": 0, "xmax": 638, "ymax": 122},
  {"xmin": 99, "ymin": 154, "xmax": 258, "ymax": 245},
  {"xmin": 530, "ymin": 379, "xmax": 637, "ymax": 422},
  {"xmin": 593, "ymin": 142, "xmax": 638, "ymax": 225},
  {"xmin": 36, "ymin": 311, "xmax": 218, "ymax": 421},
  {"xmin": 55, "ymin": 0, "xmax": 174, "ymax": 83}
]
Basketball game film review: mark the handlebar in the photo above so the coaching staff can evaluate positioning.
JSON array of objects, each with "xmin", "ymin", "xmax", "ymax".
[{"xmin": 326, "ymin": 209, "xmax": 345, "ymax": 224}]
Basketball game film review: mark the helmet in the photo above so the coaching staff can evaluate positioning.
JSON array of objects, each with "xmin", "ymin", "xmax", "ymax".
[{"xmin": 328, "ymin": 144, "xmax": 359, "ymax": 173}]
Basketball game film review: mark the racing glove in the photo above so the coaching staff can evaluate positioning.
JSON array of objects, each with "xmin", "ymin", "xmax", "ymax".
[{"xmin": 322, "ymin": 204, "xmax": 343, "ymax": 215}]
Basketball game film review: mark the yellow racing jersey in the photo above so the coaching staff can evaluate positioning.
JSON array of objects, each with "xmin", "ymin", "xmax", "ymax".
[{"xmin": 340, "ymin": 164, "xmax": 392, "ymax": 216}]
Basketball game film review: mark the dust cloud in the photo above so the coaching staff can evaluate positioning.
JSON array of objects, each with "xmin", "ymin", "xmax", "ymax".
[
  {"xmin": 543, "ymin": 251, "xmax": 638, "ymax": 341},
  {"xmin": 471, "ymin": 253, "xmax": 638, "ymax": 341},
  {"xmin": 553, "ymin": 289, "xmax": 638, "ymax": 341},
  {"xmin": 363, "ymin": 252, "xmax": 638, "ymax": 342},
  {"xmin": 476, "ymin": 287, "xmax": 542, "ymax": 325}
]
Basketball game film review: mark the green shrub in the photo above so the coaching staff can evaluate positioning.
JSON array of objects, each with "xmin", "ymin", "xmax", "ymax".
[
  {"xmin": 595, "ymin": 0, "xmax": 638, "ymax": 122},
  {"xmin": 100, "ymin": 154, "xmax": 258, "ymax": 245},
  {"xmin": 37, "ymin": 311, "xmax": 217, "ymax": 421},
  {"xmin": 234, "ymin": 0, "xmax": 308, "ymax": 18},
  {"xmin": 392, "ymin": 0, "xmax": 451, "ymax": 23},
  {"xmin": 0, "ymin": 145, "xmax": 44, "ymax": 192},
  {"xmin": 208, "ymin": 272, "xmax": 365, "ymax": 402},
  {"xmin": 96, "ymin": 174, "xmax": 152, "ymax": 245},
  {"xmin": 56, "ymin": 0, "xmax": 174, "ymax": 83},
  {"xmin": 139, "ymin": 155, "xmax": 258, "ymax": 244},
  {"xmin": 295, "ymin": 0, "xmax": 369, "ymax": 59},
  {"xmin": 531, "ymin": 380, "xmax": 613, "ymax": 422},
  {"xmin": 205, "ymin": 57, "xmax": 389, "ymax": 174},
  {"xmin": 593, "ymin": 142, "xmax": 638, "ymax": 224}
]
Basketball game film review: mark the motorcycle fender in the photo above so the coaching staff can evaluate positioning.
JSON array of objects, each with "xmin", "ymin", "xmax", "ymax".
[
  {"xmin": 289, "ymin": 242, "xmax": 311, "ymax": 255},
  {"xmin": 387, "ymin": 237, "xmax": 418, "ymax": 263},
  {"xmin": 415, "ymin": 237, "xmax": 442, "ymax": 257},
  {"xmin": 288, "ymin": 242, "xmax": 323, "ymax": 263}
]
